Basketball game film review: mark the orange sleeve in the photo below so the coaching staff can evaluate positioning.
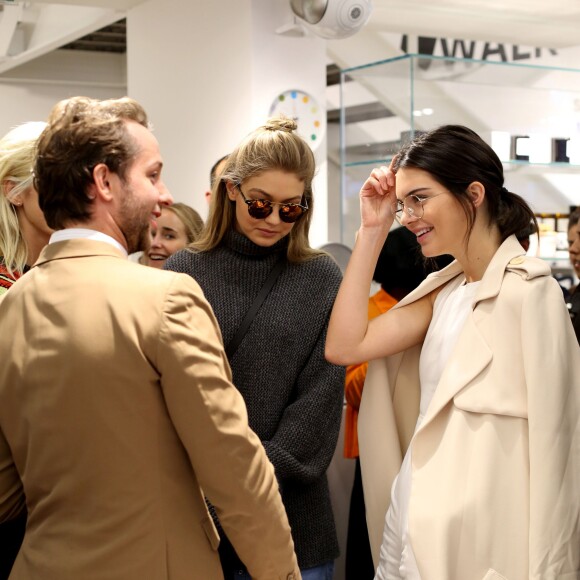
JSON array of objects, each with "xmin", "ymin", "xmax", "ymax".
[
  {"xmin": 344, "ymin": 361, "xmax": 369, "ymax": 458},
  {"xmin": 344, "ymin": 362, "xmax": 368, "ymax": 410},
  {"xmin": 343, "ymin": 289, "xmax": 398, "ymax": 458}
]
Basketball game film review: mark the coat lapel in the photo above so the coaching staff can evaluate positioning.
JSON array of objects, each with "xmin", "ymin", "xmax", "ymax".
[
  {"xmin": 416, "ymin": 235, "xmax": 528, "ymax": 433},
  {"xmin": 392, "ymin": 260, "xmax": 464, "ymax": 310},
  {"xmin": 416, "ymin": 313, "xmax": 492, "ymax": 433}
]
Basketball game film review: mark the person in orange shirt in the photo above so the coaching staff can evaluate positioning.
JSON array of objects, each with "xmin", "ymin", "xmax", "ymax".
[{"xmin": 344, "ymin": 226, "xmax": 451, "ymax": 579}]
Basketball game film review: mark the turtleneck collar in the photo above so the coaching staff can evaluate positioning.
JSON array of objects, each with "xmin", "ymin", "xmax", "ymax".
[{"xmin": 223, "ymin": 229, "xmax": 288, "ymax": 258}]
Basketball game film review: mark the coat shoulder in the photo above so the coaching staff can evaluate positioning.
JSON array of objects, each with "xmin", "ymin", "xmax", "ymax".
[{"xmin": 505, "ymin": 255, "xmax": 551, "ymax": 280}]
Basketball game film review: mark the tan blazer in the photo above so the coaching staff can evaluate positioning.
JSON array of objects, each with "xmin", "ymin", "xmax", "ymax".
[
  {"xmin": 0, "ymin": 239, "xmax": 300, "ymax": 580},
  {"xmin": 359, "ymin": 235, "xmax": 580, "ymax": 580}
]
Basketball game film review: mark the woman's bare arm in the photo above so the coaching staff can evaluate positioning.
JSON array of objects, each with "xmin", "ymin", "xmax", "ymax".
[{"xmin": 325, "ymin": 164, "xmax": 435, "ymax": 366}]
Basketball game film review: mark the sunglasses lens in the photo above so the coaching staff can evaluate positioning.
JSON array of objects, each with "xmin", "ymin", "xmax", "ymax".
[
  {"xmin": 245, "ymin": 196, "xmax": 305, "ymax": 223},
  {"xmin": 247, "ymin": 200, "xmax": 273, "ymax": 219},
  {"xmin": 279, "ymin": 205, "xmax": 304, "ymax": 223}
]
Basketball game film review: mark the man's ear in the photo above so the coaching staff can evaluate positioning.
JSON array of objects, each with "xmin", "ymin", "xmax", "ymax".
[
  {"xmin": 92, "ymin": 163, "xmax": 113, "ymax": 201},
  {"xmin": 467, "ymin": 181, "xmax": 485, "ymax": 208}
]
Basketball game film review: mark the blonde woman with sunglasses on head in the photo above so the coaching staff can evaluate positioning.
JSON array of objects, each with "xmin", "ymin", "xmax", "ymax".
[
  {"xmin": 0, "ymin": 122, "xmax": 52, "ymax": 296},
  {"xmin": 165, "ymin": 117, "xmax": 345, "ymax": 580},
  {"xmin": 326, "ymin": 125, "xmax": 580, "ymax": 580}
]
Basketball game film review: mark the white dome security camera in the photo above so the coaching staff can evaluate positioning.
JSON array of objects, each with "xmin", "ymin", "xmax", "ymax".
[{"xmin": 290, "ymin": 0, "xmax": 373, "ymax": 40}]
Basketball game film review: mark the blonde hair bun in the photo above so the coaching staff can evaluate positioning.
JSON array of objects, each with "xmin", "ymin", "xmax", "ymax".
[{"xmin": 264, "ymin": 116, "xmax": 297, "ymax": 133}]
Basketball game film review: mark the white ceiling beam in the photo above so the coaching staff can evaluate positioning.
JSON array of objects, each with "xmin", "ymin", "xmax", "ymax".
[
  {"xmin": 0, "ymin": 4, "xmax": 23, "ymax": 57},
  {"xmin": 0, "ymin": 4, "xmax": 124, "ymax": 75}
]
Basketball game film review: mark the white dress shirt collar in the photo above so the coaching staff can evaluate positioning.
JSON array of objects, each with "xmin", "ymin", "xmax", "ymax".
[{"xmin": 49, "ymin": 228, "xmax": 128, "ymax": 257}]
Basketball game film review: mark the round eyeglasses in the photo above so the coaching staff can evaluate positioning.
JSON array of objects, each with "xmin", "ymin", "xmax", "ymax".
[
  {"xmin": 390, "ymin": 192, "xmax": 445, "ymax": 223},
  {"xmin": 236, "ymin": 185, "xmax": 308, "ymax": 224}
]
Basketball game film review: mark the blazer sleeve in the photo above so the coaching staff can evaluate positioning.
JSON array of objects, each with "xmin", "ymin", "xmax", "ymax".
[
  {"xmin": 0, "ymin": 428, "xmax": 25, "ymax": 523},
  {"xmin": 522, "ymin": 276, "xmax": 580, "ymax": 579},
  {"xmin": 154, "ymin": 274, "xmax": 299, "ymax": 580}
]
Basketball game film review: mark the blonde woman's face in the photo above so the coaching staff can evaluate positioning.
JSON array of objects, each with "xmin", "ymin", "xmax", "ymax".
[
  {"xmin": 146, "ymin": 208, "xmax": 189, "ymax": 269},
  {"xmin": 226, "ymin": 169, "xmax": 304, "ymax": 247}
]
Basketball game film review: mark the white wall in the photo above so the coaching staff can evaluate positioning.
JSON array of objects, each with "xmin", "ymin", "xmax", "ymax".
[
  {"xmin": 250, "ymin": 2, "xmax": 329, "ymax": 247},
  {"xmin": 126, "ymin": 0, "xmax": 254, "ymax": 218},
  {"xmin": 127, "ymin": 0, "xmax": 331, "ymax": 245},
  {"xmin": 0, "ymin": 50, "xmax": 126, "ymax": 135}
]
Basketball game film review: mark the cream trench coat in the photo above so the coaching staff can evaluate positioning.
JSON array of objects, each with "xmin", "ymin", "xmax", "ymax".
[{"xmin": 358, "ymin": 235, "xmax": 580, "ymax": 580}]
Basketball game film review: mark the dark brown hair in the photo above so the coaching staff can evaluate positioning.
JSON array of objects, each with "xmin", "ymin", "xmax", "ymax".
[
  {"xmin": 393, "ymin": 125, "xmax": 538, "ymax": 243},
  {"xmin": 34, "ymin": 96, "xmax": 149, "ymax": 229}
]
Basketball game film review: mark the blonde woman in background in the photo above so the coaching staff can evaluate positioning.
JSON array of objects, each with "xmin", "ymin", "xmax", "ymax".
[
  {"xmin": 0, "ymin": 122, "xmax": 52, "ymax": 296},
  {"xmin": 144, "ymin": 202, "xmax": 203, "ymax": 269},
  {"xmin": 0, "ymin": 121, "xmax": 52, "ymax": 577}
]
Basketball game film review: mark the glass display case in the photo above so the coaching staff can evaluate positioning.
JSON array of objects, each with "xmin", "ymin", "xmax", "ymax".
[{"xmin": 339, "ymin": 53, "xmax": 580, "ymax": 279}]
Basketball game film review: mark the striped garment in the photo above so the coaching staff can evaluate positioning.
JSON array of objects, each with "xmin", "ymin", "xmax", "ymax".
[{"xmin": 0, "ymin": 262, "xmax": 19, "ymax": 295}]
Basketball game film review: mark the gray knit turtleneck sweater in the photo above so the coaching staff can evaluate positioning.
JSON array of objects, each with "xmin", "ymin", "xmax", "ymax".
[{"xmin": 165, "ymin": 230, "xmax": 345, "ymax": 569}]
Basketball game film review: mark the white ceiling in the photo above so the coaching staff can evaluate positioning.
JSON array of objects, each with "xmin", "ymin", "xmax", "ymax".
[{"xmin": 2, "ymin": 0, "xmax": 579, "ymax": 76}]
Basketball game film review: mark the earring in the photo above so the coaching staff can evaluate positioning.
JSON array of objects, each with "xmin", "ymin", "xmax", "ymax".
[{"xmin": 11, "ymin": 201, "xmax": 22, "ymax": 207}]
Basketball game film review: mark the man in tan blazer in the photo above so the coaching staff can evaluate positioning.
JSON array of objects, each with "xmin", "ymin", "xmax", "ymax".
[{"xmin": 0, "ymin": 96, "xmax": 300, "ymax": 580}]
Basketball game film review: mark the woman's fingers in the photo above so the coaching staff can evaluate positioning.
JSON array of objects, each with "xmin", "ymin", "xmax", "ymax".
[
  {"xmin": 362, "ymin": 166, "xmax": 393, "ymax": 197},
  {"xmin": 360, "ymin": 175, "xmax": 381, "ymax": 197}
]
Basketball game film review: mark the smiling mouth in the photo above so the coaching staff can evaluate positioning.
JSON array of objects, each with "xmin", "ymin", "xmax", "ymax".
[
  {"xmin": 148, "ymin": 254, "xmax": 167, "ymax": 261},
  {"xmin": 414, "ymin": 227, "xmax": 433, "ymax": 239}
]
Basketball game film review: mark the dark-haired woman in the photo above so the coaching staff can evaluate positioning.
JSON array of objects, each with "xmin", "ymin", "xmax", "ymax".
[
  {"xmin": 165, "ymin": 117, "xmax": 344, "ymax": 579},
  {"xmin": 326, "ymin": 125, "xmax": 580, "ymax": 579}
]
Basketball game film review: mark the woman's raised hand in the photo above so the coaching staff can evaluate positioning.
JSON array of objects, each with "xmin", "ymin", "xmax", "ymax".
[{"xmin": 359, "ymin": 162, "xmax": 397, "ymax": 231}]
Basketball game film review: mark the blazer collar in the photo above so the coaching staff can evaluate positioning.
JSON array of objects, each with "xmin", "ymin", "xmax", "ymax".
[{"xmin": 34, "ymin": 238, "xmax": 127, "ymax": 267}]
